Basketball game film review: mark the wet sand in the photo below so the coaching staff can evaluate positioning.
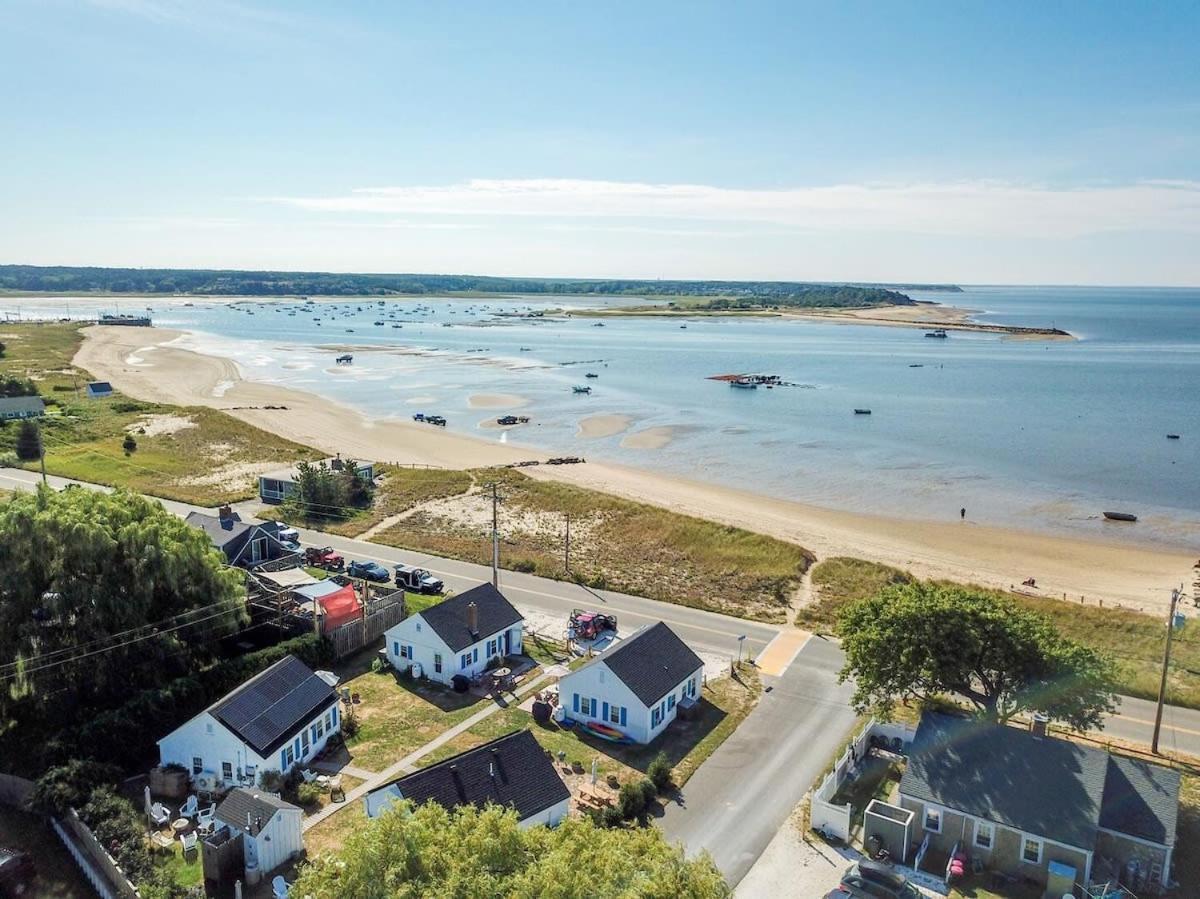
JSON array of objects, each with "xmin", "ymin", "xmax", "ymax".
[{"xmin": 577, "ymin": 414, "xmax": 632, "ymax": 439}]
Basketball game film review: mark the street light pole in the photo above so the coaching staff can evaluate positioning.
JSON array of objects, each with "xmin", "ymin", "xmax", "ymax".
[
  {"xmin": 1152, "ymin": 586, "xmax": 1184, "ymax": 754},
  {"xmin": 564, "ymin": 513, "xmax": 571, "ymax": 573}
]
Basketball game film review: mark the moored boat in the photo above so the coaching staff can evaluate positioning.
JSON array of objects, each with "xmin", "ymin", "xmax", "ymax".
[
  {"xmin": 573, "ymin": 385, "xmax": 592, "ymax": 394},
  {"xmin": 1103, "ymin": 511, "xmax": 1138, "ymax": 522},
  {"xmin": 854, "ymin": 408, "xmax": 872, "ymax": 415}
]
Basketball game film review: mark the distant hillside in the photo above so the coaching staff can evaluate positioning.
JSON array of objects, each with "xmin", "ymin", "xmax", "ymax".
[{"xmin": 0, "ymin": 264, "xmax": 925, "ymax": 307}]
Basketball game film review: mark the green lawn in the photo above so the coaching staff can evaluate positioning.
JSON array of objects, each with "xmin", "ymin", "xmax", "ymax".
[
  {"xmin": 336, "ymin": 656, "xmax": 485, "ymax": 773},
  {"xmin": 0, "ymin": 806, "xmax": 93, "ymax": 899},
  {"xmin": 803, "ymin": 556, "xmax": 1200, "ymax": 710}
]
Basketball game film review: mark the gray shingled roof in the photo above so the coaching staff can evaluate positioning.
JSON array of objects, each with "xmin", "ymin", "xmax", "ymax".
[
  {"xmin": 215, "ymin": 788, "xmax": 300, "ymax": 836},
  {"xmin": 577, "ymin": 621, "xmax": 704, "ymax": 707},
  {"xmin": 185, "ymin": 511, "xmax": 285, "ymax": 563},
  {"xmin": 367, "ymin": 729, "xmax": 569, "ymax": 822},
  {"xmin": 210, "ymin": 655, "xmax": 337, "ymax": 758},
  {"xmin": 0, "ymin": 397, "xmax": 45, "ymax": 416},
  {"xmin": 1099, "ymin": 754, "xmax": 1180, "ymax": 845},
  {"xmin": 900, "ymin": 712, "xmax": 1179, "ymax": 851},
  {"xmin": 419, "ymin": 583, "xmax": 523, "ymax": 653}
]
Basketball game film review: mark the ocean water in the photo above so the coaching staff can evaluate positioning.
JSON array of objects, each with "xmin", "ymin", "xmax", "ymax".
[{"xmin": 19, "ymin": 287, "xmax": 1200, "ymax": 548}]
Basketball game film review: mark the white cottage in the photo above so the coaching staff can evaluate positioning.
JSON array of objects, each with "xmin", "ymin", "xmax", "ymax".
[
  {"xmin": 362, "ymin": 729, "xmax": 570, "ymax": 828},
  {"xmin": 157, "ymin": 655, "xmax": 341, "ymax": 789},
  {"xmin": 557, "ymin": 621, "xmax": 704, "ymax": 745},
  {"xmin": 212, "ymin": 788, "xmax": 304, "ymax": 879},
  {"xmin": 384, "ymin": 583, "xmax": 524, "ymax": 687}
]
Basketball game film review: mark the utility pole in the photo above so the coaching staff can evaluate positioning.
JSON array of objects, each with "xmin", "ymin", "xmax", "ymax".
[
  {"xmin": 564, "ymin": 513, "xmax": 571, "ymax": 573},
  {"xmin": 1152, "ymin": 586, "xmax": 1185, "ymax": 754},
  {"xmin": 491, "ymin": 482, "xmax": 500, "ymax": 588}
]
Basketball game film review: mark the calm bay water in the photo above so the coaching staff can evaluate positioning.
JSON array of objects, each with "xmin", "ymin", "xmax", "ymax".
[{"xmin": 21, "ymin": 287, "xmax": 1200, "ymax": 548}]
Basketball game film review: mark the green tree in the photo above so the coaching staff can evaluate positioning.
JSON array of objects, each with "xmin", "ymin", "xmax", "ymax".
[
  {"xmin": 837, "ymin": 583, "xmax": 1118, "ymax": 731},
  {"xmin": 0, "ymin": 375, "xmax": 37, "ymax": 398},
  {"xmin": 122, "ymin": 433, "xmax": 137, "ymax": 453},
  {"xmin": 292, "ymin": 802, "xmax": 729, "ymax": 899},
  {"xmin": 0, "ymin": 487, "xmax": 246, "ymax": 717},
  {"xmin": 14, "ymin": 419, "xmax": 42, "ymax": 461}
]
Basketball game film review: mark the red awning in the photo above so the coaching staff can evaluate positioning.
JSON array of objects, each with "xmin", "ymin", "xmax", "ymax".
[{"xmin": 319, "ymin": 584, "xmax": 361, "ymax": 633}]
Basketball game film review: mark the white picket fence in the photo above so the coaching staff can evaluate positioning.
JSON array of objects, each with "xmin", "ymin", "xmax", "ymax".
[{"xmin": 810, "ymin": 719, "xmax": 916, "ymax": 841}]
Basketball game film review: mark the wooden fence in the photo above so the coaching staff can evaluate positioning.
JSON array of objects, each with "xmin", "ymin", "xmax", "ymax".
[{"xmin": 329, "ymin": 596, "xmax": 407, "ymax": 659}]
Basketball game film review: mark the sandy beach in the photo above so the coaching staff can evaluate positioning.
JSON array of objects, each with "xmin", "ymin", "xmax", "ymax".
[
  {"xmin": 620, "ymin": 425, "xmax": 678, "ymax": 450},
  {"xmin": 577, "ymin": 414, "xmax": 632, "ymax": 439},
  {"xmin": 74, "ymin": 325, "xmax": 1196, "ymax": 614}
]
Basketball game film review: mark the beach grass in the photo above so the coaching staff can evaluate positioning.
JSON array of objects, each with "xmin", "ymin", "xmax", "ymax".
[
  {"xmin": 299, "ymin": 465, "xmax": 476, "ymax": 537},
  {"xmin": 369, "ymin": 467, "xmax": 813, "ymax": 623},
  {"xmin": 0, "ymin": 322, "xmax": 318, "ymax": 505},
  {"xmin": 805, "ymin": 556, "xmax": 1200, "ymax": 710}
]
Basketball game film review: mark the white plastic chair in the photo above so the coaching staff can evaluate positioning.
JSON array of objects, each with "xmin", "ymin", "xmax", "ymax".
[
  {"xmin": 272, "ymin": 874, "xmax": 290, "ymax": 898},
  {"xmin": 179, "ymin": 830, "xmax": 198, "ymax": 853},
  {"xmin": 179, "ymin": 795, "xmax": 199, "ymax": 820},
  {"xmin": 300, "ymin": 768, "xmax": 320, "ymax": 784},
  {"xmin": 149, "ymin": 802, "xmax": 171, "ymax": 828},
  {"xmin": 196, "ymin": 803, "xmax": 216, "ymax": 835}
]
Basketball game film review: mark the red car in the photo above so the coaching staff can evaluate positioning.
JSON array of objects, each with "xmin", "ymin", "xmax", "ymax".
[{"xmin": 303, "ymin": 546, "xmax": 345, "ymax": 571}]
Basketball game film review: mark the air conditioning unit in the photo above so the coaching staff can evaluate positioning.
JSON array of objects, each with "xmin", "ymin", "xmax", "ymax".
[{"xmin": 195, "ymin": 771, "xmax": 219, "ymax": 793}]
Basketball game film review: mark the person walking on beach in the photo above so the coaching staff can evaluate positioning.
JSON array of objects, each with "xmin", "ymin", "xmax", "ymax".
[{"xmin": 960, "ymin": 507, "xmax": 966, "ymax": 521}]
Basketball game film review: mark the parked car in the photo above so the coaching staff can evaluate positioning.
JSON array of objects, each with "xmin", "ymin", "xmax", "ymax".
[
  {"xmin": 393, "ymin": 564, "xmax": 443, "ymax": 594},
  {"xmin": 837, "ymin": 861, "xmax": 922, "ymax": 899},
  {"xmin": 274, "ymin": 524, "xmax": 301, "ymax": 551},
  {"xmin": 348, "ymin": 560, "xmax": 391, "ymax": 583},
  {"xmin": 303, "ymin": 546, "xmax": 344, "ymax": 571},
  {"xmin": 0, "ymin": 846, "xmax": 35, "ymax": 897}
]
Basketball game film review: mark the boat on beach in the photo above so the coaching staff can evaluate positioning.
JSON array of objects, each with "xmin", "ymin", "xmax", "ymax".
[
  {"xmin": 1103, "ymin": 511, "xmax": 1138, "ymax": 522},
  {"xmin": 335, "ymin": 354, "xmax": 353, "ymax": 364},
  {"xmin": 573, "ymin": 385, "xmax": 592, "ymax": 394}
]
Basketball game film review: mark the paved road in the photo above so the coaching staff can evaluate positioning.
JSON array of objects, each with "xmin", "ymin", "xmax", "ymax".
[{"xmin": 660, "ymin": 635, "xmax": 858, "ymax": 887}]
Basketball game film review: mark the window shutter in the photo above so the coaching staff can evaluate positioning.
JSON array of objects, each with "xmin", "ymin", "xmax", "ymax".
[
  {"xmin": 602, "ymin": 701, "xmax": 609, "ymax": 722},
  {"xmin": 281, "ymin": 750, "xmax": 287, "ymax": 769},
  {"xmin": 331, "ymin": 706, "xmax": 338, "ymax": 727},
  {"xmin": 573, "ymin": 693, "xmax": 579, "ymax": 713},
  {"xmin": 619, "ymin": 707, "xmax": 626, "ymax": 726}
]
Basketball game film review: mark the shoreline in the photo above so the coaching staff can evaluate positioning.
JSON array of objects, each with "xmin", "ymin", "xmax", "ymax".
[{"xmin": 72, "ymin": 325, "xmax": 1195, "ymax": 614}]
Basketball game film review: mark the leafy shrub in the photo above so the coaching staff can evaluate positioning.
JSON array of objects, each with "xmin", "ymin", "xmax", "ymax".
[
  {"xmin": 511, "ymin": 558, "xmax": 536, "ymax": 573},
  {"xmin": 122, "ymin": 434, "xmax": 137, "ymax": 453},
  {"xmin": 600, "ymin": 805, "xmax": 625, "ymax": 828},
  {"xmin": 616, "ymin": 781, "xmax": 646, "ymax": 820},
  {"xmin": 647, "ymin": 752, "xmax": 673, "ymax": 792},
  {"xmin": 341, "ymin": 706, "xmax": 360, "ymax": 738},
  {"xmin": 296, "ymin": 783, "xmax": 322, "ymax": 808},
  {"xmin": 112, "ymin": 401, "xmax": 148, "ymax": 413},
  {"xmin": 370, "ymin": 656, "xmax": 387, "ymax": 674},
  {"xmin": 259, "ymin": 769, "xmax": 285, "ymax": 793},
  {"xmin": 32, "ymin": 759, "xmax": 123, "ymax": 814},
  {"xmin": 638, "ymin": 777, "xmax": 658, "ymax": 809}
]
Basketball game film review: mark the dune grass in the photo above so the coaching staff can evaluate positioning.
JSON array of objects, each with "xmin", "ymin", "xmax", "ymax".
[
  {"xmin": 300, "ymin": 465, "xmax": 476, "ymax": 537},
  {"xmin": 0, "ymin": 322, "xmax": 318, "ymax": 505},
  {"xmin": 806, "ymin": 556, "xmax": 1200, "ymax": 709},
  {"xmin": 371, "ymin": 467, "xmax": 813, "ymax": 623}
]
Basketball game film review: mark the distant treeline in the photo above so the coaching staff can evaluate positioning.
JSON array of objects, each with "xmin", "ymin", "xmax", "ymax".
[{"xmin": 0, "ymin": 264, "xmax": 933, "ymax": 306}]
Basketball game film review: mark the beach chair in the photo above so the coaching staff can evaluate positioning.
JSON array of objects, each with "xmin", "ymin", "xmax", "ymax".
[
  {"xmin": 300, "ymin": 768, "xmax": 320, "ymax": 784},
  {"xmin": 272, "ymin": 874, "xmax": 291, "ymax": 897},
  {"xmin": 149, "ymin": 802, "xmax": 172, "ymax": 828},
  {"xmin": 178, "ymin": 795, "xmax": 199, "ymax": 820},
  {"xmin": 179, "ymin": 830, "xmax": 198, "ymax": 854},
  {"xmin": 196, "ymin": 803, "xmax": 216, "ymax": 833}
]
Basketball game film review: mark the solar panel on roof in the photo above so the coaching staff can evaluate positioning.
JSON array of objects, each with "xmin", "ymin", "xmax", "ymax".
[{"xmin": 211, "ymin": 656, "xmax": 336, "ymax": 756}]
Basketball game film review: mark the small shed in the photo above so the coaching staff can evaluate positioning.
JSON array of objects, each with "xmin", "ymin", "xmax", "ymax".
[
  {"xmin": 0, "ymin": 397, "xmax": 45, "ymax": 420},
  {"xmin": 201, "ymin": 824, "xmax": 245, "ymax": 889},
  {"xmin": 214, "ymin": 789, "xmax": 303, "ymax": 879},
  {"xmin": 85, "ymin": 381, "xmax": 114, "ymax": 399}
]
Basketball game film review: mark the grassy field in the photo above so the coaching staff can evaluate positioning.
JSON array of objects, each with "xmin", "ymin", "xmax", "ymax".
[
  {"xmin": 0, "ymin": 806, "xmax": 93, "ymax": 899},
  {"xmin": 371, "ymin": 467, "xmax": 813, "ymax": 623},
  {"xmin": 0, "ymin": 322, "xmax": 318, "ymax": 504},
  {"xmin": 804, "ymin": 556, "xmax": 1200, "ymax": 709}
]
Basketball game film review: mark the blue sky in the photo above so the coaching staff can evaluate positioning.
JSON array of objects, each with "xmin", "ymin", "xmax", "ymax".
[{"xmin": 1, "ymin": 1, "xmax": 1198, "ymax": 284}]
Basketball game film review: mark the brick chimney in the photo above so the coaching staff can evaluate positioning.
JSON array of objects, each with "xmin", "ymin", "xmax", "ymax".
[
  {"xmin": 218, "ymin": 504, "xmax": 233, "ymax": 524},
  {"xmin": 467, "ymin": 601, "xmax": 479, "ymax": 638}
]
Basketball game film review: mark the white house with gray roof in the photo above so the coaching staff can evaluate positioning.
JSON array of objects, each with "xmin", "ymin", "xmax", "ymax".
[
  {"xmin": 211, "ymin": 788, "xmax": 303, "ymax": 878},
  {"xmin": 0, "ymin": 397, "xmax": 45, "ymax": 420},
  {"xmin": 556, "ymin": 621, "xmax": 704, "ymax": 745},
  {"xmin": 383, "ymin": 583, "xmax": 524, "ymax": 687},
  {"xmin": 896, "ymin": 711, "xmax": 1180, "ymax": 892}
]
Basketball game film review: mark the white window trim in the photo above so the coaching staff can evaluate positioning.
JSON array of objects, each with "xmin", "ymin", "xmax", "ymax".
[
  {"xmin": 1020, "ymin": 835, "xmax": 1043, "ymax": 865},
  {"xmin": 974, "ymin": 820, "xmax": 994, "ymax": 850},
  {"xmin": 923, "ymin": 805, "xmax": 943, "ymax": 833}
]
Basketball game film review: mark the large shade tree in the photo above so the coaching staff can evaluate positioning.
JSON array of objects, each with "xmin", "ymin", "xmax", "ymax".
[
  {"xmin": 837, "ymin": 583, "xmax": 1118, "ymax": 731},
  {"xmin": 292, "ymin": 802, "xmax": 730, "ymax": 899},
  {"xmin": 0, "ymin": 486, "xmax": 245, "ymax": 716}
]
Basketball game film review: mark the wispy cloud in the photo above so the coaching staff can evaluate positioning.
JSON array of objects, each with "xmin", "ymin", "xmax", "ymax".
[
  {"xmin": 81, "ymin": 0, "xmax": 301, "ymax": 33},
  {"xmin": 271, "ymin": 177, "xmax": 1200, "ymax": 239}
]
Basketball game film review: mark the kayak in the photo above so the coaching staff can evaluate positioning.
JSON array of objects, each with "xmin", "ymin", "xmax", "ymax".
[{"xmin": 579, "ymin": 721, "xmax": 634, "ymax": 744}]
